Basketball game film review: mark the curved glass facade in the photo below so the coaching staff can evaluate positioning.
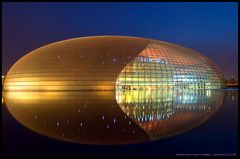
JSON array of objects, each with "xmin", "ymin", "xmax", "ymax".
[
  {"xmin": 4, "ymin": 36, "xmax": 224, "ymax": 91},
  {"xmin": 116, "ymin": 40, "xmax": 224, "ymax": 91}
]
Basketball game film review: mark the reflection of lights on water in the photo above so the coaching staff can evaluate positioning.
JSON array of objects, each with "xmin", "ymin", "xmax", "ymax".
[
  {"xmin": 117, "ymin": 90, "xmax": 176, "ymax": 122},
  {"xmin": 206, "ymin": 90, "xmax": 211, "ymax": 97},
  {"xmin": 3, "ymin": 88, "xmax": 225, "ymax": 144},
  {"xmin": 116, "ymin": 89, "xmax": 222, "ymax": 123},
  {"xmin": 2, "ymin": 70, "xmax": 226, "ymax": 145}
]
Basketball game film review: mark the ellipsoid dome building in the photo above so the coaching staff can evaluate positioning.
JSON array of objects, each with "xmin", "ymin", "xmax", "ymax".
[{"xmin": 3, "ymin": 36, "xmax": 224, "ymax": 91}]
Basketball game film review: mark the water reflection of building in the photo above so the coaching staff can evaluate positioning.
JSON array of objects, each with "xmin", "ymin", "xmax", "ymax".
[
  {"xmin": 224, "ymin": 90, "xmax": 238, "ymax": 102},
  {"xmin": 116, "ymin": 89, "xmax": 224, "ymax": 139},
  {"xmin": 3, "ymin": 91, "xmax": 150, "ymax": 145},
  {"xmin": 116, "ymin": 90, "xmax": 175, "ymax": 122}
]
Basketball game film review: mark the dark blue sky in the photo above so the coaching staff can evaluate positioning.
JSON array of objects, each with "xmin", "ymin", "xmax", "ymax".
[{"xmin": 2, "ymin": 2, "xmax": 238, "ymax": 79}]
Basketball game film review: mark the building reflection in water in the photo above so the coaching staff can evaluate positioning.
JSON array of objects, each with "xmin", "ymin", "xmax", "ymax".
[
  {"xmin": 3, "ymin": 89, "xmax": 224, "ymax": 145},
  {"xmin": 116, "ymin": 89, "xmax": 224, "ymax": 140},
  {"xmin": 224, "ymin": 90, "xmax": 238, "ymax": 102}
]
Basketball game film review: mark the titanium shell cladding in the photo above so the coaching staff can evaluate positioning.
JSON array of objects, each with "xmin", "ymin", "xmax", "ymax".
[{"xmin": 3, "ymin": 36, "xmax": 224, "ymax": 91}]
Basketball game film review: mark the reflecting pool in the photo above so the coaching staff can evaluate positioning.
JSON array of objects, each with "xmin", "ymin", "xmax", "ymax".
[{"xmin": 3, "ymin": 89, "xmax": 226, "ymax": 145}]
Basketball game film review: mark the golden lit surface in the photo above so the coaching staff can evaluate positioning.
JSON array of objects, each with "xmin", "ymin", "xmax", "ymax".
[
  {"xmin": 3, "ymin": 89, "xmax": 224, "ymax": 144},
  {"xmin": 3, "ymin": 36, "xmax": 224, "ymax": 91},
  {"xmin": 4, "ymin": 36, "xmax": 148, "ymax": 91},
  {"xmin": 3, "ymin": 36, "xmax": 225, "ymax": 145}
]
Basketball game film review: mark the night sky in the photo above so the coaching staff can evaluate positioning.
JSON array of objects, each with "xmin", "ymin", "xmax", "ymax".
[{"xmin": 2, "ymin": 2, "xmax": 238, "ymax": 79}]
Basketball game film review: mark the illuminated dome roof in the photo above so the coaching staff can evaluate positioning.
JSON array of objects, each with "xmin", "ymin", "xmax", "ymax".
[{"xmin": 4, "ymin": 36, "xmax": 224, "ymax": 91}]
